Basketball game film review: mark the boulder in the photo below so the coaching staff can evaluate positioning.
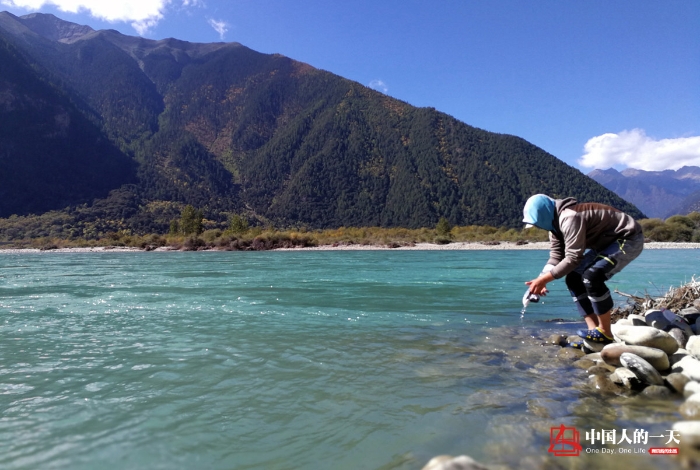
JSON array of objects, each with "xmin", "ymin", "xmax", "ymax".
[
  {"xmin": 600, "ymin": 344, "xmax": 669, "ymax": 371},
  {"xmin": 610, "ymin": 324, "xmax": 679, "ymax": 355},
  {"xmin": 620, "ymin": 353, "xmax": 664, "ymax": 386}
]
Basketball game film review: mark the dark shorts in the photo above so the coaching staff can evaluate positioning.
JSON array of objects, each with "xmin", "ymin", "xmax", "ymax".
[{"xmin": 565, "ymin": 231, "xmax": 644, "ymax": 316}]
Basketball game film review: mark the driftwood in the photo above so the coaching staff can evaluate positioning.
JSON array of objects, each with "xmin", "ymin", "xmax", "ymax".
[{"xmin": 611, "ymin": 277, "xmax": 700, "ymax": 323}]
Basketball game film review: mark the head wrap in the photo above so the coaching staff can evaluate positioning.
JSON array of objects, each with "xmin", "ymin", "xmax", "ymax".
[{"xmin": 522, "ymin": 194, "xmax": 556, "ymax": 232}]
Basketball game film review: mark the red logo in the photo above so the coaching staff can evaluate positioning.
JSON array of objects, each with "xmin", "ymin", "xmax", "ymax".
[
  {"xmin": 549, "ymin": 424, "xmax": 582, "ymax": 456},
  {"xmin": 649, "ymin": 448, "xmax": 679, "ymax": 455}
]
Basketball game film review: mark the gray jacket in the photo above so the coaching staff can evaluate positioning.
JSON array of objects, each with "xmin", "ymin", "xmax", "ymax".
[{"xmin": 547, "ymin": 198, "xmax": 643, "ymax": 279}]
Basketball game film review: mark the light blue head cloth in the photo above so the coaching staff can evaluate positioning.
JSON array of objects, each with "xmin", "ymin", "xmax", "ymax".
[{"xmin": 522, "ymin": 194, "xmax": 556, "ymax": 231}]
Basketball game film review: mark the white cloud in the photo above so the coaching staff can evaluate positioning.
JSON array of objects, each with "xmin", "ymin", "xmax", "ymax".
[
  {"xmin": 579, "ymin": 129, "xmax": 700, "ymax": 171},
  {"xmin": 1, "ymin": 0, "xmax": 174, "ymax": 34},
  {"xmin": 368, "ymin": 79, "xmax": 388, "ymax": 94},
  {"xmin": 208, "ymin": 18, "xmax": 227, "ymax": 40}
]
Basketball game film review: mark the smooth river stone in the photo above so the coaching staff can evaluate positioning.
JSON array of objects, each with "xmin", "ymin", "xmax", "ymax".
[
  {"xmin": 610, "ymin": 324, "xmax": 679, "ymax": 355},
  {"xmin": 684, "ymin": 381, "xmax": 700, "ymax": 398},
  {"xmin": 669, "ymin": 328, "xmax": 688, "ymax": 349},
  {"xmin": 686, "ymin": 336, "xmax": 700, "ymax": 360},
  {"xmin": 609, "ymin": 367, "xmax": 641, "ymax": 389},
  {"xmin": 672, "ymin": 355, "xmax": 700, "ymax": 382},
  {"xmin": 665, "ymin": 373, "xmax": 690, "ymax": 394},
  {"xmin": 600, "ymin": 344, "xmax": 670, "ymax": 371},
  {"xmin": 620, "ymin": 353, "xmax": 664, "ymax": 386},
  {"xmin": 628, "ymin": 314, "xmax": 647, "ymax": 326},
  {"xmin": 645, "ymin": 309, "xmax": 671, "ymax": 330},
  {"xmin": 422, "ymin": 455, "xmax": 490, "ymax": 470},
  {"xmin": 673, "ymin": 421, "xmax": 700, "ymax": 448}
]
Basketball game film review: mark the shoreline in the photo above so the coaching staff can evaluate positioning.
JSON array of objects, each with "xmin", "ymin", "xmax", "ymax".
[{"xmin": 0, "ymin": 241, "xmax": 699, "ymax": 254}]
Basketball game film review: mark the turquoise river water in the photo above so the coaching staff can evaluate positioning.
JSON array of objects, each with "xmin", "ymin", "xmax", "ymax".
[{"xmin": 1, "ymin": 249, "xmax": 699, "ymax": 469}]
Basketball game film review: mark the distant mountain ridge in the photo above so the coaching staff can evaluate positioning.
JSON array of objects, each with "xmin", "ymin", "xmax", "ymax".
[
  {"xmin": 588, "ymin": 166, "xmax": 700, "ymax": 218},
  {"xmin": 0, "ymin": 11, "xmax": 643, "ymax": 236}
]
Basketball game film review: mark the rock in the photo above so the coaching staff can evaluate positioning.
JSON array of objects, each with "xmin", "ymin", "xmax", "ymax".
[
  {"xmin": 687, "ymin": 336, "xmax": 700, "ymax": 360},
  {"xmin": 645, "ymin": 309, "xmax": 671, "ymax": 330},
  {"xmin": 628, "ymin": 314, "xmax": 647, "ymax": 326},
  {"xmin": 615, "ymin": 318, "xmax": 633, "ymax": 326},
  {"xmin": 668, "ymin": 328, "xmax": 688, "ymax": 349},
  {"xmin": 620, "ymin": 353, "xmax": 664, "ymax": 386},
  {"xmin": 684, "ymin": 381, "xmax": 700, "ymax": 398},
  {"xmin": 673, "ymin": 421, "xmax": 700, "ymax": 448},
  {"xmin": 589, "ymin": 375, "xmax": 619, "ymax": 394},
  {"xmin": 610, "ymin": 324, "xmax": 679, "ymax": 355},
  {"xmin": 671, "ymin": 349, "xmax": 690, "ymax": 366},
  {"xmin": 572, "ymin": 358, "xmax": 595, "ymax": 370},
  {"xmin": 682, "ymin": 306, "xmax": 700, "ymax": 316},
  {"xmin": 665, "ymin": 373, "xmax": 690, "ymax": 394},
  {"xmin": 680, "ymin": 400, "xmax": 700, "ymax": 419},
  {"xmin": 600, "ymin": 344, "xmax": 670, "ymax": 371},
  {"xmin": 587, "ymin": 365, "xmax": 614, "ymax": 376},
  {"xmin": 582, "ymin": 340, "xmax": 605, "ymax": 353},
  {"xmin": 661, "ymin": 309, "xmax": 695, "ymax": 337},
  {"xmin": 672, "ymin": 355, "xmax": 700, "ymax": 381},
  {"xmin": 610, "ymin": 367, "xmax": 642, "ymax": 389},
  {"xmin": 585, "ymin": 352, "xmax": 602, "ymax": 362},
  {"xmin": 557, "ymin": 348, "xmax": 585, "ymax": 360},
  {"xmin": 422, "ymin": 455, "xmax": 490, "ymax": 470},
  {"xmin": 641, "ymin": 385, "xmax": 672, "ymax": 399},
  {"xmin": 545, "ymin": 334, "xmax": 567, "ymax": 346}
]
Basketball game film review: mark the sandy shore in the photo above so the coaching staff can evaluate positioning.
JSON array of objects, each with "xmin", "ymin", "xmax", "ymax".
[{"xmin": 0, "ymin": 241, "xmax": 699, "ymax": 254}]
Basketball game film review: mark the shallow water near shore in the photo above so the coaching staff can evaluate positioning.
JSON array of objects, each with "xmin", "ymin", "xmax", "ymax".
[{"xmin": 1, "ymin": 250, "xmax": 699, "ymax": 469}]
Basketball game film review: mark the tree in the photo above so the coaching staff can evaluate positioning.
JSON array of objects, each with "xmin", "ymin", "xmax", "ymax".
[
  {"xmin": 436, "ymin": 217, "xmax": 452, "ymax": 236},
  {"xmin": 180, "ymin": 205, "xmax": 203, "ymax": 235},
  {"xmin": 227, "ymin": 214, "xmax": 249, "ymax": 234}
]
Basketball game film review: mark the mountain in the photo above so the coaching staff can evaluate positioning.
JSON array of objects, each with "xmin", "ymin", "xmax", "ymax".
[
  {"xmin": 0, "ymin": 12, "xmax": 643, "ymax": 236},
  {"xmin": 588, "ymin": 167, "xmax": 700, "ymax": 218}
]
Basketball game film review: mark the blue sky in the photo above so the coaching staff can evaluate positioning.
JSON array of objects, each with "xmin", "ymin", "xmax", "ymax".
[{"xmin": 2, "ymin": 0, "xmax": 699, "ymax": 172}]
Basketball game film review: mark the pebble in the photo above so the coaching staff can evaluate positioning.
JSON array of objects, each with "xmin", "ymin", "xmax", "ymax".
[
  {"xmin": 669, "ymin": 327, "xmax": 688, "ymax": 349},
  {"xmin": 545, "ymin": 334, "xmax": 567, "ymax": 346},
  {"xmin": 572, "ymin": 358, "xmax": 595, "ymax": 370},
  {"xmin": 627, "ymin": 314, "xmax": 647, "ymax": 326}
]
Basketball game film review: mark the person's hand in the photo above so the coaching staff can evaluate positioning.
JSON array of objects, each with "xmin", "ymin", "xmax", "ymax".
[{"xmin": 525, "ymin": 272, "xmax": 554, "ymax": 296}]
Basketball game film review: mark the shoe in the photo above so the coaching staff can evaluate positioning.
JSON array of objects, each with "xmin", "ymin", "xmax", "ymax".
[
  {"xmin": 568, "ymin": 340, "xmax": 584, "ymax": 349},
  {"xmin": 576, "ymin": 327, "xmax": 614, "ymax": 344}
]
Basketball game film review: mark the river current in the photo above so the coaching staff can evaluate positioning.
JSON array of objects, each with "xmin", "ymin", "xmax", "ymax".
[{"xmin": 1, "ymin": 249, "xmax": 698, "ymax": 469}]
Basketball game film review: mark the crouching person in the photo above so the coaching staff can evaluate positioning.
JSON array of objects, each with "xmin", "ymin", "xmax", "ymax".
[{"xmin": 523, "ymin": 194, "xmax": 644, "ymax": 344}]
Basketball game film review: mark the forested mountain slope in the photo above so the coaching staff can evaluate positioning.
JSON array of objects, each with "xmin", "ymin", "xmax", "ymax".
[{"xmin": 0, "ymin": 11, "xmax": 642, "ymax": 235}]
